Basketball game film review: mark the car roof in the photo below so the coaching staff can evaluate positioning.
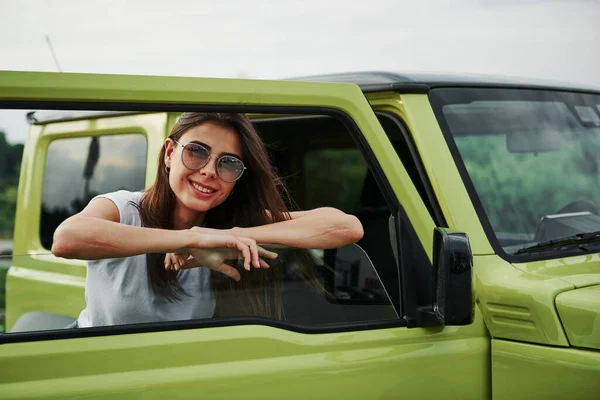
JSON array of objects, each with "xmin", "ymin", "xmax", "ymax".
[
  {"xmin": 289, "ymin": 71, "xmax": 600, "ymax": 94},
  {"xmin": 27, "ymin": 71, "xmax": 600, "ymax": 124}
]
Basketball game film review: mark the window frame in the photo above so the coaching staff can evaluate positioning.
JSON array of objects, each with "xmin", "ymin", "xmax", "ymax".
[
  {"xmin": 376, "ymin": 112, "xmax": 448, "ymax": 228},
  {"xmin": 254, "ymin": 114, "xmax": 405, "ymax": 314},
  {"xmin": 2, "ymin": 100, "xmax": 416, "ymax": 344}
]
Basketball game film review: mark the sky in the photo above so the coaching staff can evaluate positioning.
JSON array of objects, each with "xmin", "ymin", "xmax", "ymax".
[{"xmin": 0, "ymin": 0, "xmax": 599, "ymax": 143}]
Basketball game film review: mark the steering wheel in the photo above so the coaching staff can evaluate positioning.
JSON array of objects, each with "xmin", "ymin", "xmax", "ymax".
[{"xmin": 556, "ymin": 199, "xmax": 600, "ymax": 215}]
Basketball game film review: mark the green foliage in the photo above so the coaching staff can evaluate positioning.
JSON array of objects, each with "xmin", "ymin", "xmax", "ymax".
[
  {"xmin": 0, "ymin": 131, "xmax": 23, "ymax": 237},
  {"xmin": 304, "ymin": 149, "xmax": 367, "ymax": 213},
  {"xmin": 0, "ymin": 263, "xmax": 8, "ymax": 332},
  {"xmin": 0, "ymin": 185, "xmax": 18, "ymax": 235},
  {"xmin": 455, "ymin": 133, "xmax": 600, "ymax": 235},
  {"xmin": 0, "ymin": 130, "xmax": 21, "ymax": 331},
  {"xmin": 0, "ymin": 132, "xmax": 23, "ymax": 185}
]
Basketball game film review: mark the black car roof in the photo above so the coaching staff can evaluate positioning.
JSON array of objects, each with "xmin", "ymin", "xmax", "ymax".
[{"xmin": 289, "ymin": 71, "xmax": 600, "ymax": 94}]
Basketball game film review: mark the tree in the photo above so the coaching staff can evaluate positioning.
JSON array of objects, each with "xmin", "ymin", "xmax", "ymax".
[{"xmin": 0, "ymin": 131, "xmax": 24, "ymax": 237}]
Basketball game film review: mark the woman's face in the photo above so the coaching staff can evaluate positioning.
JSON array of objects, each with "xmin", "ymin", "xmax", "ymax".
[{"xmin": 164, "ymin": 122, "xmax": 243, "ymax": 215}]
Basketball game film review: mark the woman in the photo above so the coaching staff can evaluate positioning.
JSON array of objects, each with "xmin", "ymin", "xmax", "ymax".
[{"xmin": 52, "ymin": 112, "xmax": 363, "ymax": 327}]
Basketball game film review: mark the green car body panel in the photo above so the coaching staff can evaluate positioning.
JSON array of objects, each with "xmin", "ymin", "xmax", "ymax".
[
  {"xmin": 492, "ymin": 339, "xmax": 600, "ymax": 399},
  {"xmin": 0, "ymin": 71, "xmax": 598, "ymax": 398},
  {"xmin": 556, "ymin": 285, "xmax": 600, "ymax": 350},
  {"xmin": 0, "ymin": 317, "xmax": 490, "ymax": 399}
]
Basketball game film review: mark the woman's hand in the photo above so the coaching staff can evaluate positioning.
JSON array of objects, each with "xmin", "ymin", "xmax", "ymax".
[
  {"xmin": 188, "ymin": 227, "xmax": 272, "ymax": 270},
  {"xmin": 164, "ymin": 228, "xmax": 278, "ymax": 281}
]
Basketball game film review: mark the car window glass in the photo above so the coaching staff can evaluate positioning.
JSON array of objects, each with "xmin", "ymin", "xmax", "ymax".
[
  {"xmin": 304, "ymin": 149, "xmax": 367, "ymax": 212},
  {"xmin": 3, "ymin": 111, "xmax": 403, "ymax": 339},
  {"xmin": 40, "ymin": 134, "xmax": 147, "ymax": 249},
  {"xmin": 257, "ymin": 115, "xmax": 402, "ymax": 314},
  {"xmin": 430, "ymin": 88, "xmax": 600, "ymax": 255},
  {"xmin": 377, "ymin": 113, "xmax": 445, "ymax": 226},
  {"xmin": 213, "ymin": 244, "xmax": 398, "ymax": 324}
]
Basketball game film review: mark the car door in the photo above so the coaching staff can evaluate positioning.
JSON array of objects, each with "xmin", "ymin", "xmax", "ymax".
[{"xmin": 0, "ymin": 71, "xmax": 488, "ymax": 399}]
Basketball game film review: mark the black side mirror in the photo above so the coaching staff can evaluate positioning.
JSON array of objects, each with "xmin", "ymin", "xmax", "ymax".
[{"xmin": 432, "ymin": 228, "xmax": 474, "ymax": 326}]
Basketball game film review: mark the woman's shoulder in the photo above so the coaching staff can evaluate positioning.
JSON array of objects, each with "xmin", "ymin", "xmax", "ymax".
[
  {"xmin": 91, "ymin": 190, "xmax": 144, "ymax": 225},
  {"xmin": 97, "ymin": 190, "xmax": 143, "ymax": 204}
]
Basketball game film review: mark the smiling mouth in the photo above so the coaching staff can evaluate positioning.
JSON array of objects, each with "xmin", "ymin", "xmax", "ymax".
[{"xmin": 190, "ymin": 181, "xmax": 215, "ymax": 194}]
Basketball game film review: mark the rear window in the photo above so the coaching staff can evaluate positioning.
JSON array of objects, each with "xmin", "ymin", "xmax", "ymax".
[{"xmin": 40, "ymin": 134, "xmax": 147, "ymax": 249}]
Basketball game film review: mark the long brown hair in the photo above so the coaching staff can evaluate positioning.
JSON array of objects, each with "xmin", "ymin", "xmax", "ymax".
[{"xmin": 138, "ymin": 112, "xmax": 291, "ymax": 318}]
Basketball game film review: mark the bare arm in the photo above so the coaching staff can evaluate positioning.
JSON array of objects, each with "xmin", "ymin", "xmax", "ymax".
[
  {"xmin": 51, "ymin": 198, "xmax": 200, "ymax": 260},
  {"xmin": 52, "ymin": 198, "xmax": 267, "ymax": 277},
  {"xmin": 231, "ymin": 207, "xmax": 363, "ymax": 249}
]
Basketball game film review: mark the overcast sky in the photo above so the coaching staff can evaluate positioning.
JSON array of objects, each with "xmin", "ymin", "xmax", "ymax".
[{"xmin": 1, "ymin": 0, "xmax": 599, "ymax": 143}]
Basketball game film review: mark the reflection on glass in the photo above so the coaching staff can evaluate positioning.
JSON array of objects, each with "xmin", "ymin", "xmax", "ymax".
[
  {"xmin": 326, "ymin": 244, "xmax": 390, "ymax": 304},
  {"xmin": 7, "ymin": 244, "xmax": 398, "ymax": 333},
  {"xmin": 435, "ymin": 89, "xmax": 600, "ymax": 255},
  {"xmin": 304, "ymin": 149, "xmax": 367, "ymax": 212},
  {"xmin": 40, "ymin": 134, "xmax": 147, "ymax": 249},
  {"xmin": 214, "ymin": 243, "xmax": 398, "ymax": 325}
]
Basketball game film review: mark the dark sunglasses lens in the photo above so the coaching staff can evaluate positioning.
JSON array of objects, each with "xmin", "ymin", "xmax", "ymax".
[
  {"xmin": 218, "ymin": 156, "xmax": 245, "ymax": 182},
  {"xmin": 182, "ymin": 144, "xmax": 209, "ymax": 169}
]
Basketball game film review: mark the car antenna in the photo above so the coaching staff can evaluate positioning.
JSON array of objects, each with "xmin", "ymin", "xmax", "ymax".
[{"xmin": 45, "ymin": 34, "xmax": 62, "ymax": 72}]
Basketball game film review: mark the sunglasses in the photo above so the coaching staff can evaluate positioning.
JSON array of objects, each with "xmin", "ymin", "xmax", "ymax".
[{"xmin": 174, "ymin": 140, "xmax": 247, "ymax": 182}]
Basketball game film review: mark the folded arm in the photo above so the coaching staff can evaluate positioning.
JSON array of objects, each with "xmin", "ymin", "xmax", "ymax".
[
  {"xmin": 230, "ymin": 207, "xmax": 363, "ymax": 249},
  {"xmin": 51, "ymin": 198, "xmax": 264, "ymax": 273}
]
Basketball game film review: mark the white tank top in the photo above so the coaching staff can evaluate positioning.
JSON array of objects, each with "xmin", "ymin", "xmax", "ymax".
[{"xmin": 77, "ymin": 190, "xmax": 215, "ymax": 327}]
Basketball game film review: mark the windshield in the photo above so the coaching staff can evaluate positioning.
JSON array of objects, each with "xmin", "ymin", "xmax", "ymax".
[{"xmin": 430, "ymin": 87, "xmax": 600, "ymax": 257}]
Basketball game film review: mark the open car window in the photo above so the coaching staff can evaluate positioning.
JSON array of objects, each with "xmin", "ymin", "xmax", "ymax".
[
  {"xmin": 1, "ymin": 109, "xmax": 403, "ymax": 338},
  {"xmin": 6, "ymin": 243, "xmax": 397, "ymax": 334}
]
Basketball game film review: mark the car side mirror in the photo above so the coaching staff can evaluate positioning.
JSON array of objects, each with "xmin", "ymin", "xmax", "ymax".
[{"xmin": 432, "ymin": 227, "xmax": 474, "ymax": 326}]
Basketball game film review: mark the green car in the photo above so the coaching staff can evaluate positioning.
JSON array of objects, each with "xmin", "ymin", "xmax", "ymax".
[{"xmin": 0, "ymin": 71, "xmax": 598, "ymax": 399}]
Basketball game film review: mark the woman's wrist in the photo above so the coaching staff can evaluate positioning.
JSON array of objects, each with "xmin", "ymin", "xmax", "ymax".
[
  {"xmin": 184, "ymin": 226, "xmax": 241, "ymax": 249},
  {"xmin": 228, "ymin": 226, "xmax": 244, "ymax": 237},
  {"xmin": 180, "ymin": 228, "xmax": 203, "ymax": 250}
]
